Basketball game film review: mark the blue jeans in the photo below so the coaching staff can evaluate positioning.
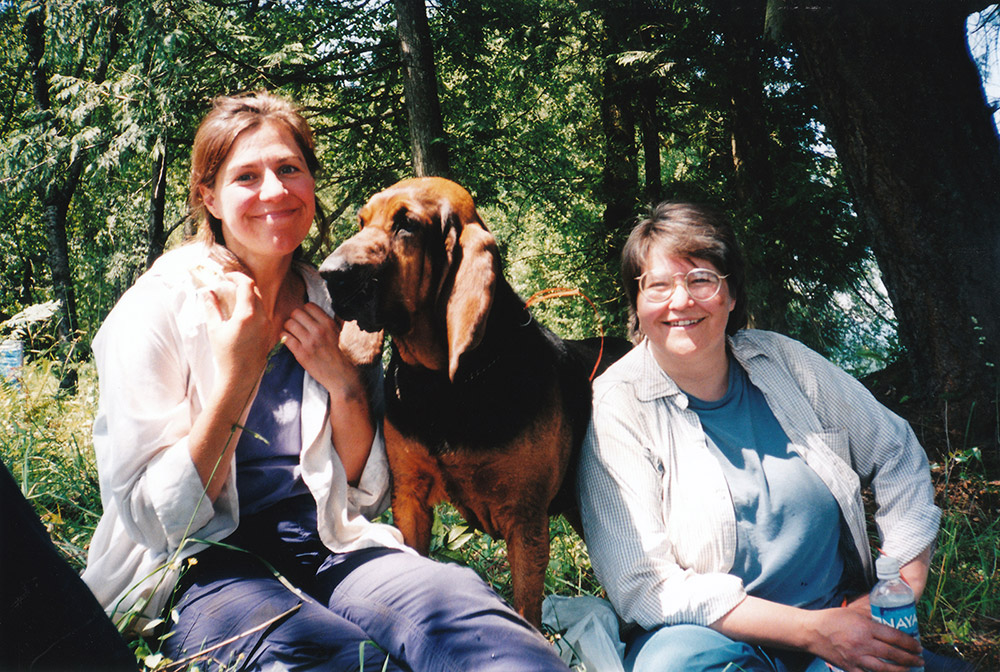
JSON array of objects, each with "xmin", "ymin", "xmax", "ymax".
[
  {"xmin": 624, "ymin": 624, "xmax": 829, "ymax": 672},
  {"xmin": 624, "ymin": 623, "xmax": 978, "ymax": 672},
  {"xmin": 162, "ymin": 544, "xmax": 568, "ymax": 671}
]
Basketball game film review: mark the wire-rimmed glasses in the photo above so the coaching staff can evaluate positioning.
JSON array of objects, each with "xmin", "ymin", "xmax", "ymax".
[{"xmin": 635, "ymin": 268, "xmax": 728, "ymax": 303}]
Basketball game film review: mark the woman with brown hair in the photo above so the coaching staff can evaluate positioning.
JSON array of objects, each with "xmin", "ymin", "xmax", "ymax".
[
  {"xmin": 578, "ymin": 202, "xmax": 949, "ymax": 672},
  {"xmin": 82, "ymin": 91, "xmax": 569, "ymax": 671}
]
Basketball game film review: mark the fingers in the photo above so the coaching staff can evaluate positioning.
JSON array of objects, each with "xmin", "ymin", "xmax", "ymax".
[
  {"xmin": 203, "ymin": 273, "xmax": 274, "ymax": 378},
  {"xmin": 226, "ymin": 272, "xmax": 259, "ymax": 317},
  {"xmin": 281, "ymin": 303, "xmax": 356, "ymax": 392},
  {"xmin": 844, "ymin": 593, "xmax": 871, "ymax": 617},
  {"xmin": 850, "ymin": 624, "xmax": 924, "ymax": 672},
  {"xmin": 814, "ymin": 608, "xmax": 924, "ymax": 672},
  {"xmin": 201, "ymin": 288, "xmax": 225, "ymax": 325},
  {"xmin": 869, "ymin": 622, "xmax": 924, "ymax": 668},
  {"xmin": 282, "ymin": 302, "xmax": 342, "ymax": 353}
]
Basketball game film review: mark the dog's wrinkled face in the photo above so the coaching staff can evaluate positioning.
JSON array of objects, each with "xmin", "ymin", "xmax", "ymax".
[
  {"xmin": 321, "ymin": 180, "xmax": 444, "ymax": 334},
  {"xmin": 320, "ymin": 177, "xmax": 499, "ymax": 377}
]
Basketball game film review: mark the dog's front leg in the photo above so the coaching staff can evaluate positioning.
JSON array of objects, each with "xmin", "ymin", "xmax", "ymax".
[
  {"xmin": 384, "ymin": 421, "xmax": 442, "ymax": 555},
  {"xmin": 504, "ymin": 514, "xmax": 551, "ymax": 630}
]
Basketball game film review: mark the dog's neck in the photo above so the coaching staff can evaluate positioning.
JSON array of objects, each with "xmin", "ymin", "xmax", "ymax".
[{"xmin": 392, "ymin": 315, "xmax": 449, "ymax": 372}]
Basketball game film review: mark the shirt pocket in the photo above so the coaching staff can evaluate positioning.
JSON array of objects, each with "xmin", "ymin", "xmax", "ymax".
[
  {"xmin": 800, "ymin": 428, "xmax": 862, "ymax": 508},
  {"xmin": 807, "ymin": 428, "xmax": 851, "ymax": 468}
]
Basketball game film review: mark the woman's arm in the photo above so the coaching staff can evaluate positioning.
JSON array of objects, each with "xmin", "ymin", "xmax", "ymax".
[
  {"xmin": 190, "ymin": 272, "xmax": 275, "ymax": 501},
  {"xmin": 282, "ymin": 302, "xmax": 375, "ymax": 485},
  {"xmin": 771, "ymin": 334, "xmax": 941, "ymax": 567},
  {"xmin": 847, "ymin": 546, "xmax": 933, "ymax": 614},
  {"xmin": 712, "ymin": 595, "xmax": 924, "ymax": 672},
  {"xmin": 899, "ymin": 546, "xmax": 931, "ymax": 600},
  {"xmin": 93, "ymin": 259, "xmax": 268, "ymax": 551}
]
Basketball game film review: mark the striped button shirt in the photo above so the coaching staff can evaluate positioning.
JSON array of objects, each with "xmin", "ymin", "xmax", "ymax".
[{"xmin": 578, "ymin": 329, "xmax": 941, "ymax": 630}]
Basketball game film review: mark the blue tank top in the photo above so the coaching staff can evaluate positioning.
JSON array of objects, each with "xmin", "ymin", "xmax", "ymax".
[
  {"xmin": 687, "ymin": 359, "xmax": 845, "ymax": 609},
  {"xmin": 235, "ymin": 344, "xmax": 312, "ymax": 516}
]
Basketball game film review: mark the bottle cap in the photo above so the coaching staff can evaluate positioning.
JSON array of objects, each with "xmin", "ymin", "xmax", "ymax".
[{"xmin": 875, "ymin": 555, "xmax": 900, "ymax": 579}]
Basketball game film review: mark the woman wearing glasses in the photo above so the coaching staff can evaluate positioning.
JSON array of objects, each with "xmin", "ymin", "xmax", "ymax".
[{"xmin": 578, "ymin": 202, "xmax": 943, "ymax": 672}]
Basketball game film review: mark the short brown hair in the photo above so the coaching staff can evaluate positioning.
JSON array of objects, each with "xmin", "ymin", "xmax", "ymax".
[
  {"xmin": 621, "ymin": 202, "xmax": 747, "ymax": 342},
  {"xmin": 188, "ymin": 91, "xmax": 321, "ymax": 246}
]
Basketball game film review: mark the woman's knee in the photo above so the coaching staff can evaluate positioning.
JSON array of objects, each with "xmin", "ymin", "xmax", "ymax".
[
  {"xmin": 626, "ymin": 624, "xmax": 770, "ymax": 672},
  {"xmin": 165, "ymin": 575, "xmax": 398, "ymax": 671},
  {"xmin": 324, "ymin": 550, "xmax": 566, "ymax": 671},
  {"xmin": 327, "ymin": 549, "xmax": 512, "ymax": 619}
]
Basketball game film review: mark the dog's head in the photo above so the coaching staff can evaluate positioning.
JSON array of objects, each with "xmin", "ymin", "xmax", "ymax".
[{"xmin": 320, "ymin": 177, "xmax": 499, "ymax": 379}]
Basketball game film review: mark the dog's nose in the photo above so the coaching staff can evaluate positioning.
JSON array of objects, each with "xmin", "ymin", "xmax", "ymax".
[
  {"xmin": 319, "ymin": 252, "xmax": 355, "ymax": 304},
  {"xmin": 319, "ymin": 247, "xmax": 383, "ymax": 326},
  {"xmin": 318, "ymin": 248, "xmax": 347, "ymax": 282}
]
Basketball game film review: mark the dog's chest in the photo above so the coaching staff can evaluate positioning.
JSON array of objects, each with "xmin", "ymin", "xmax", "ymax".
[{"xmin": 385, "ymin": 348, "xmax": 552, "ymax": 453}]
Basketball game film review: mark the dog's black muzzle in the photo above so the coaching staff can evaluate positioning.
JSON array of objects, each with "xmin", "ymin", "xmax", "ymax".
[{"xmin": 319, "ymin": 251, "xmax": 384, "ymax": 333}]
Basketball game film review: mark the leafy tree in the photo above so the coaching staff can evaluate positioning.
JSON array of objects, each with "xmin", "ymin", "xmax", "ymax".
[
  {"xmin": 3, "ymin": 0, "xmax": 998, "ymax": 470},
  {"xmin": 6, "ymin": 0, "xmax": 129, "ymax": 388}
]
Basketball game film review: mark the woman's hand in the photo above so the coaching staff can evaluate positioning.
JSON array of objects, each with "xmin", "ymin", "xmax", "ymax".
[
  {"xmin": 281, "ymin": 303, "xmax": 364, "ymax": 398},
  {"xmin": 282, "ymin": 303, "xmax": 375, "ymax": 485},
  {"xmin": 204, "ymin": 272, "xmax": 274, "ymax": 389},
  {"xmin": 802, "ymin": 606, "xmax": 924, "ymax": 672},
  {"xmin": 191, "ymin": 271, "xmax": 275, "ymax": 500}
]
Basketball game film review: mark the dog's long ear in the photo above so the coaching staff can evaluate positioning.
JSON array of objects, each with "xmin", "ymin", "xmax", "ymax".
[
  {"xmin": 339, "ymin": 320, "xmax": 385, "ymax": 366},
  {"xmin": 445, "ymin": 220, "xmax": 498, "ymax": 381}
]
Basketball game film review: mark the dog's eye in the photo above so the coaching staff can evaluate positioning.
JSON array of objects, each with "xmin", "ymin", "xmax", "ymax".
[{"xmin": 393, "ymin": 211, "xmax": 419, "ymax": 235}]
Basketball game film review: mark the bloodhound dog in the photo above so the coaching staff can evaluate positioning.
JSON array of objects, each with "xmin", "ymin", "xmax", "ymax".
[{"xmin": 319, "ymin": 177, "xmax": 629, "ymax": 627}]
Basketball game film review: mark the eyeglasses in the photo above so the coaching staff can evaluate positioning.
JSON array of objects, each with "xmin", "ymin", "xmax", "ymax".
[{"xmin": 636, "ymin": 268, "xmax": 728, "ymax": 303}]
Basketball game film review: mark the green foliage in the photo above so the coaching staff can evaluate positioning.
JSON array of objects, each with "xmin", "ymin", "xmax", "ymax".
[
  {"xmin": 0, "ymin": 356, "xmax": 102, "ymax": 571},
  {"xmin": 0, "ymin": 0, "xmax": 908, "ymax": 371},
  {"xmin": 920, "ymin": 467, "xmax": 1000, "ymax": 666}
]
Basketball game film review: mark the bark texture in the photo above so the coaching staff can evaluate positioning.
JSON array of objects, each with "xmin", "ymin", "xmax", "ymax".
[
  {"xmin": 780, "ymin": 2, "xmax": 1000, "ymax": 465},
  {"xmin": 394, "ymin": 0, "xmax": 450, "ymax": 178}
]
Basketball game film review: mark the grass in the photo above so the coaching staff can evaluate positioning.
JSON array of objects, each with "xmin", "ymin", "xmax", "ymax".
[
  {"xmin": 921, "ymin": 461, "xmax": 1000, "ymax": 665},
  {"xmin": 2, "ymin": 357, "xmax": 998, "ymax": 670}
]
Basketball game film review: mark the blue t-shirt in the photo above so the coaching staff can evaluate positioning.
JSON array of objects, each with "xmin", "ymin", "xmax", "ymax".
[
  {"xmin": 235, "ymin": 344, "xmax": 311, "ymax": 516},
  {"xmin": 687, "ymin": 359, "xmax": 845, "ymax": 609}
]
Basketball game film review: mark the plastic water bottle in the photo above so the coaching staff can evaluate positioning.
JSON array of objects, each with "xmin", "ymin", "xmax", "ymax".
[
  {"xmin": 0, "ymin": 339, "xmax": 22, "ymax": 391},
  {"xmin": 870, "ymin": 555, "xmax": 923, "ymax": 672}
]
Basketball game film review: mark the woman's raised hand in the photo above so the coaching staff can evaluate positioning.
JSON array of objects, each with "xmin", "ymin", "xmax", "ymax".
[
  {"xmin": 204, "ymin": 271, "xmax": 274, "ymax": 388},
  {"xmin": 282, "ymin": 303, "xmax": 365, "ymax": 399}
]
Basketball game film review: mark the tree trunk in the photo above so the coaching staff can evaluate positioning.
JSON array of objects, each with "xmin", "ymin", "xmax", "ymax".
[
  {"xmin": 725, "ymin": 0, "xmax": 773, "ymax": 208},
  {"xmin": 40, "ymin": 185, "xmax": 80, "ymax": 345},
  {"xmin": 600, "ymin": 57, "xmax": 638, "ymax": 238},
  {"xmin": 24, "ymin": 0, "xmax": 125, "ymax": 390},
  {"xmin": 38, "ymin": 161, "xmax": 84, "ymax": 392},
  {"xmin": 598, "ymin": 4, "xmax": 640, "ymax": 241},
  {"xmin": 25, "ymin": 0, "xmax": 78, "ymax": 387},
  {"xmin": 393, "ymin": 0, "xmax": 450, "ymax": 178},
  {"xmin": 146, "ymin": 142, "xmax": 167, "ymax": 269},
  {"xmin": 723, "ymin": 0, "xmax": 799, "ymax": 335},
  {"xmin": 637, "ymin": 86, "xmax": 661, "ymax": 205},
  {"xmin": 779, "ymin": 2, "xmax": 1000, "ymax": 468}
]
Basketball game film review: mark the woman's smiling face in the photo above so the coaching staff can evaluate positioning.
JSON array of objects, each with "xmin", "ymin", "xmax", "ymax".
[
  {"xmin": 636, "ymin": 248, "xmax": 735, "ymax": 377},
  {"xmin": 200, "ymin": 120, "xmax": 315, "ymax": 265}
]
